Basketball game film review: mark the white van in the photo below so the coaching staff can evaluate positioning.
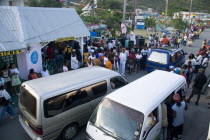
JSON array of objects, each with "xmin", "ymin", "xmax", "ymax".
[
  {"xmin": 19, "ymin": 67, "xmax": 127, "ymax": 140},
  {"xmin": 86, "ymin": 70, "xmax": 186, "ymax": 140}
]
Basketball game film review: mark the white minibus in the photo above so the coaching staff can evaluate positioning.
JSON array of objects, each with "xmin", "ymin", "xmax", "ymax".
[
  {"xmin": 19, "ymin": 67, "xmax": 127, "ymax": 140},
  {"xmin": 86, "ymin": 70, "xmax": 186, "ymax": 140}
]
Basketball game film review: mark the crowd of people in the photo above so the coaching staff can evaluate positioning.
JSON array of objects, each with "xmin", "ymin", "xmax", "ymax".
[{"xmin": 0, "ymin": 23, "xmax": 209, "ymax": 135}]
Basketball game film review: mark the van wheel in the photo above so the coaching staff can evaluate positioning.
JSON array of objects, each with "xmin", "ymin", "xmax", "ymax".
[{"xmin": 61, "ymin": 123, "xmax": 79, "ymax": 140}]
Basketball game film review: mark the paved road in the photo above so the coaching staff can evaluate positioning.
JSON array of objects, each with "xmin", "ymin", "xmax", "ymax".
[{"xmin": 0, "ymin": 29, "xmax": 210, "ymax": 140}]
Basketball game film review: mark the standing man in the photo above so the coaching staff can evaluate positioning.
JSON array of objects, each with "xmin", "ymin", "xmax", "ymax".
[
  {"xmin": 172, "ymin": 94, "xmax": 186, "ymax": 140},
  {"xmin": 64, "ymin": 43, "xmax": 72, "ymax": 69},
  {"xmin": 183, "ymin": 35, "xmax": 188, "ymax": 46},
  {"xmin": 187, "ymin": 68, "xmax": 207, "ymax": 105},
  {"xmin": 119, "ymin": 48, "xmax": 127, "ymax": 76},
  {"xmin": 130, "ymin": 30, "xmax": 136, "ymax": 47}
]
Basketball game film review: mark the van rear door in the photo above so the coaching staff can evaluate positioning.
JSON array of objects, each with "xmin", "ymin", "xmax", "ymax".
[{"xmin": 19, "ymin": 85, "xmax": 42, "ymax": 137}]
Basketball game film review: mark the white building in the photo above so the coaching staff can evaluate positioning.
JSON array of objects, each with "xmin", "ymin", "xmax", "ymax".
[
  {"xmin": 0, "ymin": 0, "xmax": 25, "ymax": 6},
  {"xmin": 173, "ymin": 11, "xmax": 209, "ymax": 21}
]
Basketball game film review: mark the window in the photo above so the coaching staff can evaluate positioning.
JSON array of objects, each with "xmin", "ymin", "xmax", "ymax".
[
  {"xmin": 110, "ymin": 76, "xmax": 127, "ymax": 89},
  {"xmin": 90, "ymin": 81, "xmax": 107, "ymax": 99},
  {"xmin": 148, "ymin": 51, "xmax": 168, "ymax": 64},
  {"xmin": 20, "ymin": 87, "xmax": 37, "ymax": 119},
  {"xmin": 45, "ymin": 89, "xmax": 92, "ymax": 118}
]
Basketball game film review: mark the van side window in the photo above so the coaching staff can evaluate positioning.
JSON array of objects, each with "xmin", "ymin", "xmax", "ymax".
[
  {"xmin": 110, "ymin": 76, "xmax": 127, "ymax": 89},
  {"xmin": 90, "ymin": 81, "xmax": 107, "ymax": 99}
]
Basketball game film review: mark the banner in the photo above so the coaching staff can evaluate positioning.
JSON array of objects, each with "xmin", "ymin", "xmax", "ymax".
[
  {"xmin": 0, "ymin": 50, "xmax": 22, "ymax": 56},
  {"xmin": 57, "ymin": 37, "xmax": 75, "ymax": 42}
]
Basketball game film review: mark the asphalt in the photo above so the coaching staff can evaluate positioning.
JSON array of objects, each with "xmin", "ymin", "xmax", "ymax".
[{"xmin": 0, "ymin": 29, "xmax": 210, "ymax": 140}]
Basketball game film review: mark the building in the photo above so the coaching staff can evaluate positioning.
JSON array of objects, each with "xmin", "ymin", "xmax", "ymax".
[
  {"xmin": 0, "ymin": 0, "xmax": 25, "ymax": 6},
  {"xmin": 173, "ymin": 11, "xmax": 210, "ymax": 22},
  {"xmin": 0, "ymin": 6, "xmax": 89, "ymax": 80}
]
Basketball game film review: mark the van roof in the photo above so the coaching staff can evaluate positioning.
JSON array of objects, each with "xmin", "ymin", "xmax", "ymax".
[
  {"xmin": 106, "ymin": 70, "xmax": 186, "ymax": 116},
  {"xmin": 22, "ymin": 67, "xmax": 120, "ymax": 98}
]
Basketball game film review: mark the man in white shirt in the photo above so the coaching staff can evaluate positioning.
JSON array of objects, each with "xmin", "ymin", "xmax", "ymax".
[
  {"xmin": 119, "ymin": 48, "xmax": 127, "ymax": 76},
  {"xmin": 0, "ymin": 85, "xmax": 17, "ymax": 121},
  {"xmin": 41, "ymin": 67, "xmax": 50, "ymax": 77},
  {"xmin": 183, "ymin": 35, "xmax": 188, "ymax": 46},
  {"xmin": 172, "ymin": 94, "xmax": 186, "ymax": 140},
  {"xmin": 71, "ymin": 53, "xmax": 79, "ymax": 70},
  {"xmin": 103, "ymin": 54, "xmax": 108, "ymax": 66},
  {"xmin": 195, "ymin": 54, "xmax": 203, "ymax": 73}
]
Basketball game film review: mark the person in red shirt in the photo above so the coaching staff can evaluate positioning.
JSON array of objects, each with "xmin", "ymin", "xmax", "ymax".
[{"xmin": 162, "ymin": 36, "xmax": 169, "ymax": 46}]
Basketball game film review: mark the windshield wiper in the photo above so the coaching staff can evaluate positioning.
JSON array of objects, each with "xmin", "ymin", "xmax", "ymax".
[{"xmin": 98, "ymin": 125, "xmax": 126, "ymax": 140}]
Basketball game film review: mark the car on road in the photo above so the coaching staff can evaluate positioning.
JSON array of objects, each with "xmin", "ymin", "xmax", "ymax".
[
  {"xmin": 145, "ymin": 47, "xmax": 187, "ymax": 72},
  {"xmin": 19, "ymin": 67, "xmax": 127, "ymax": 140},
  {"xmin": 86, "ymin": 70, "xmax": 186, "ymax": 140}
]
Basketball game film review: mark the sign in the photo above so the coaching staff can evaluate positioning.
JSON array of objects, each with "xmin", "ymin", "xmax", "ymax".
[
  {"xmin": 31, "ymin": 51, "xmax": 38, "ymax": 64},
  {"xmin": 0, "ymin": 50, "xmax": 22, "ymax": 57},
  {"xmin": 57, "ymin": 37, "xmax": 75, "ymax": 42}
]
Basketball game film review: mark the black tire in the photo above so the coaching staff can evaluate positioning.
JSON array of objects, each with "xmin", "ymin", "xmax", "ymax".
[{"xmin": 61, "ymin": 123, "xmax": 79, "ymax": 140}]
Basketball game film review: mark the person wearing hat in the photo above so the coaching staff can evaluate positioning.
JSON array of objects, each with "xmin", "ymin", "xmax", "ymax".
[
  {"xmin": 172, "ymin": 94, "xmax": 186, "ymax": 140},
  {"xmin": 187, "ymin": 68, "xmax": 207, "ymax": 105}
]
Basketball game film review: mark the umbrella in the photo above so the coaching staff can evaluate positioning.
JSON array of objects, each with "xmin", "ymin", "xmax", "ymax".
[{"xmin": 162, "ymin": 29, "xmax": 171, "ymax": 35}]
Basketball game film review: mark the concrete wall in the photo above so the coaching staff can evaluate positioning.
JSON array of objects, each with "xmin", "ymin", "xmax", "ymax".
[
  {"xmin": 0, "ymin": 0, "xmax": 24, "ymax": 6},
  {"xmin": 17, "ymin": 45, "xmax": 43, "ymax": 80}
]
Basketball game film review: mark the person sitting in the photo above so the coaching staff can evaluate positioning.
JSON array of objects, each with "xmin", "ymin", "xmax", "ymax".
[
  {"xmin": 40, "ymin": 67, "xmax": 50, "ymax": 77},
  {"xmin": 28, "ymin": 69, "xmax": 39, "ymax": 80}
]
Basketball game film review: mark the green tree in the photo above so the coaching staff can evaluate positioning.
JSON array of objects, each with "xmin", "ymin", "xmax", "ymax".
[
  {"xmin": 172, "ymin": 19, "xmax": 189, "ymax": 32},
  {"xmin": 144, "ymin": 18, "xmax": 156, "ymax": 28},
  {"xmin": 25, "ymin": 0, "xmax": 62, "ymax": 7}
]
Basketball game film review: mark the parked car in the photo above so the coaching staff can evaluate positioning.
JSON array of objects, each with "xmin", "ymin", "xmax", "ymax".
[
  {"xmin": 19, "ymin": 67, "xmax": 127, "ymax": 140},
  {"xmin": 145, "ymin": 47, "xmax": 187, "ymax": 72},
  {"xmin": 86, "ymin": 70, "xmax": 186, "ymax": 140}
]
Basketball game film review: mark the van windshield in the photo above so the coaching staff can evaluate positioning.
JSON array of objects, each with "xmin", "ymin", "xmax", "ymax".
[
  {"xmin": 20, "ymin": 86, "xmax": 37, "ymax": 119},
  {"xmin": 90, "ymin": 98, "xmax": 144, "ymax": 140},
  {"xmin": 148, "ymin": 51, "xmax": 168, "ymax": 64}
]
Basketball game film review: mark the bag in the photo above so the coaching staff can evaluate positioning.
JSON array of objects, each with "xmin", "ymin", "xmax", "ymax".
[{"xmin": 0, "ymin": 96, "xmax": 9, "ymax": 106}]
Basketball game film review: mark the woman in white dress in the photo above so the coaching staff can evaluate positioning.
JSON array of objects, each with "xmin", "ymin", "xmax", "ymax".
[{"xmin": 10, "ymin": 64, "xmax": 21, "ymax": 95}]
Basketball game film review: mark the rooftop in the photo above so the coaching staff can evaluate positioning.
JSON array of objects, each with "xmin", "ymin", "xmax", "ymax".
[{"xmin": 23, "ymin": 67, "xmax": 120, "ymax": 98}]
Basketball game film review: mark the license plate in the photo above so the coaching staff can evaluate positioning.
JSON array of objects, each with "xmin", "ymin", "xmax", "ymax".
[{"xmin": 25, "ymin": 119, "xmax": 29, "ymax": 126}]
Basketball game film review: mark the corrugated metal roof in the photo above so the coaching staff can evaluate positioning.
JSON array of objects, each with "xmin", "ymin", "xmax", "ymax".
[
  {"xmin": 0, "ymin": 21, "xmax": 26, "ymax": 52},
  {"xmin": 0, "ymin": 6, "xmax": 90, "ymax": 45}
]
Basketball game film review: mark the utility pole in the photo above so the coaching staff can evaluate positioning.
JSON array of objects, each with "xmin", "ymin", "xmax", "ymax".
[
  {"xmin": 132, "ymin": 0, "xmax": 137, "ymax": 30},
  {"xmin": 165, "ymin": 0, "xmax": 168, "ymax": 19},
  {"xmin": 90, "ymin": 0, "xmax": 95, "ymax": 16},
  {"xmin": 123, "ymin": 0, "xmax": 127, "ymax": 22},
  {"xmin": 189, "ymin": 0, "xmax": 193, "ymax": 23}
]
